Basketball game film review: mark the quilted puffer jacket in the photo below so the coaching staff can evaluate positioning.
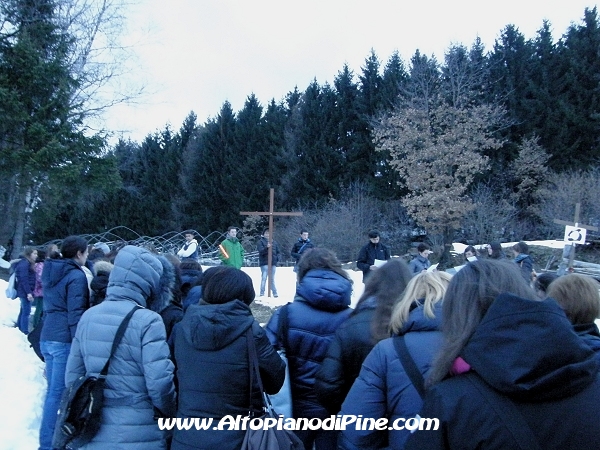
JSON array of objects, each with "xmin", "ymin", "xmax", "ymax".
[
  {"xmin": 265, "ymin": 268, "xmax": 352, "ymax": 419},
  {"xmin": 65, "ymin": 246, "xmax": 177, "ymax": 449}
]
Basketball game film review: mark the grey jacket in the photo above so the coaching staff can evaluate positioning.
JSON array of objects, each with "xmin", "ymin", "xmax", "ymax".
[{"xmin": 66, "ymin": 246, "xmax": 177, "ymax": 449}]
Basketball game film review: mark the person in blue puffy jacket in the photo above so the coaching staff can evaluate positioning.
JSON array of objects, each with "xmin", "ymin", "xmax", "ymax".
[
  {"xmin": 66, "ymin": 245, "xmax": 177, "ymax": 449},
  {"xmin": 266, "ymin": 247, "xmax": 353, "ymax": 450},
  {"xmin": 339, "ymin": 271, "xmax": 451, "ymax": 450}
]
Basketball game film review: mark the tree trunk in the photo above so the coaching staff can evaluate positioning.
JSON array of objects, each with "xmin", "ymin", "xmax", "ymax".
[
  {"xmin": 436, "ymin": 226, "xmax": 454, "ymax": 271},
  {"xmin": 11, "ymin": 180, "xmax": 31, "ymax": 259}
]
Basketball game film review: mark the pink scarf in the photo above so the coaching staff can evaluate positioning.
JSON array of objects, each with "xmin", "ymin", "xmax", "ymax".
[{"xmin": 450, "ymin": 357, "xmax": 471, "ymax": 375}]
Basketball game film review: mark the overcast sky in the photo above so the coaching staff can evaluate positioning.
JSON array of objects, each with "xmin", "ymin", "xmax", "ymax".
[{"xmin": 103, "ymin": 1, "xmax": 598, "ymax": 144}]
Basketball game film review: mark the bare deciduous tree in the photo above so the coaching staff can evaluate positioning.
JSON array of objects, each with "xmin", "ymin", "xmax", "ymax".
[{"xmin": 374, "ymin": 102, "xmax": 505, "ymax": 267}]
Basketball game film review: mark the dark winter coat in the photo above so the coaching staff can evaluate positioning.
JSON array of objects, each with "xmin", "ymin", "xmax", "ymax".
[
  {"xmin": 171, "ymin": 300, "xmax": 285, "ymax": 450},
  {"xmin": 265, "ymin": 268, "xmax": 352, "ymax": 419},
  {"xmin": 290, "ymin": 238, "xmax": 314, "ymax": 266},
  {"xmin": 575, "ymin": 322, "xmax": 600, "ymax": 363},
  {"xmin": 15, "ymin": 257, "xmax": 36, "ymax": 299},
  {"xmin": 405, "ymin": 294, "xmax": 600, "ymax": 450},
  {"xmin": 356, "ymin": 242, "xmax": 391, "ymax": 282},
  {"xmin": 257, "ymin": 236, "xmax": 281, "ymax": 266},
  {"xmin": 339, "ymin": 303, "xmax": 443, "ymax": 450},
  {"xmin": 408, "ymin": 255, "xmax": 430, "ymax": 276},
  {"xmin": 182, "ymin": 285, "xmax": 202, "ymax": 312},
  {"xmin": 179, "ymin": 268, "xmax": 202, "ymax": 296},
  {"xmin": 315, "ymin": 297, "xmax": 378, "ymax": 414},
  {"xmin": 153, "ymin": 255, "xmax": 183, "ymax": 341},
  {"xmin": 66, "ymin": 246, "xmax": 177, "ymax": 449},
  {"xmin": 89, "ymin": 260, "xmax": 113, "ymax": 306},
  {"xmin": 514, "ymin": 253, "xmax": 534, "ymax": 283},
  {"xmin": 41, "ymin": 257, "xmax": 90, "ymax": 343}
]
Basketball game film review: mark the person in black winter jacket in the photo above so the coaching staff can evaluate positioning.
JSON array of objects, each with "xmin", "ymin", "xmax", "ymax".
[
  {"xmin": 265, "ymin": 247, "xmax": 353, "ymax": 450},
  {"xmin": 356, "ymin": 229, "xmax": 391, "ymax": 283},
  {"xmin": 290, "ymin": 229, "xmax": 314, "ymax": 272},
  {"xmin": 89, "ymin": 259, "xmax": 114, "ymax": 306},
  {"xmin": 405, "ymin": 259, "xmax": 600, "ymax": 450},
  {"xmin": 315, "ymin": 259, "xmax": 412, "ymax": 415},
  {"xmin": 172, "ymin": 266, "xmax": 285, "ymax": 450}
]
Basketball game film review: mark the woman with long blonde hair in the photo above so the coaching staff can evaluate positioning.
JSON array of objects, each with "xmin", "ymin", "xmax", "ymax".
[{"xmin": 339, "ymin": 270, "xmax": 451, "ymax": 450}]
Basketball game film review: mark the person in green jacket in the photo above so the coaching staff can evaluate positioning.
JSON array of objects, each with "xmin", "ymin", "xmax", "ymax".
[{"xmin": 219, "ymin": 226, "xmax": 244, "ymax": 269}]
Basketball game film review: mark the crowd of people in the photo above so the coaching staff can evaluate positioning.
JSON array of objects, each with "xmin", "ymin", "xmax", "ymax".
[{"xmin": 4, "ymin": 229, "xmax": 600, "ymax": 449}]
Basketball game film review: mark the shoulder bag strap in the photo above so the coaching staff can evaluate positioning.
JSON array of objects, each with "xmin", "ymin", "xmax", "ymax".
[
  {"xmin": 465, "ymin": 374, "xmax": 542, "ymax": 450},
  {"xmin": 99, "ymin": 305, "xmax": 141, "ymax": 377},
  {"xmin": 393, "ymin": 335, "xmax": 426, "ymax": 399},
  {"xmin": 246, "ymin": 327, "xmax": 268, "ymax": 416}
]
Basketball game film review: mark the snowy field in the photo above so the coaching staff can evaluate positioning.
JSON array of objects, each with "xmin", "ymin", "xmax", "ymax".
[{"xmin": 1, "ymin": 240, "xmax": 597, "ymax": 450}]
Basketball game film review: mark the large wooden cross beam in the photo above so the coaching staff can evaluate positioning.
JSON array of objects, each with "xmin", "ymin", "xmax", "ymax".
[
  {"xmin": 241, "ymin": 188, "xmax": 302, "ymax": 297},
  {"xmin": 553, "ymin": 202, "xmax": 598, "ymax": 273}
]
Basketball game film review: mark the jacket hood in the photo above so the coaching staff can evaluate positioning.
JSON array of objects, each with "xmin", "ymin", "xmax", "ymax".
[
  {"xmin": 398, "ymin": 302, "xmax": 442, "ymax": 335},
  {"xmin": 105, "ymin": 246, "xmax": 163, "ymax": 308},
  {"xmin": 41, "ymin": 257, "xmax": 84, "ymax": 289},
  {"xmin": 463, "ymin": 293, "xmax": 599, "ymax": 401},
  {"xmin": 181, "ymin": 300, "xmax": 254, "ymax": 350},
  {"xmin": 296, "ymin": 268, "xmax": 352, "ymax": 312},
  {"xmin": 93, "ymin": 260, "xmax": 114, "ymax": 275},
  {"xmin": 514, "ymin": 253, "xmax": 530, "ymax": 263},
  {"xmin": 153, "ymin": 255, "xmax": 176, "ymax": 313}
]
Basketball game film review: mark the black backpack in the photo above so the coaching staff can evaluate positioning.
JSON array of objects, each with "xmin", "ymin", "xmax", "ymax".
[{"xmin": 52, "ymin": 306, "xmax": 140, "ymax": 449}]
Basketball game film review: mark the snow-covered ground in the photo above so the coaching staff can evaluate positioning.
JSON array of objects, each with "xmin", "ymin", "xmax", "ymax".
[{"xmin": 2, "ymin": 249, "xmax": 598, "ymax": 450}]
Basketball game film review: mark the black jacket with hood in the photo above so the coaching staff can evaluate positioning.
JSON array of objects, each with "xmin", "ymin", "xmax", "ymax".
[
  {"xmin": 172, "ymin": 300, "xmax": 285, "ymax": 450},
  {"xmin": 405, "ymin": 293, "xmax": 600, "ymax": 450}
]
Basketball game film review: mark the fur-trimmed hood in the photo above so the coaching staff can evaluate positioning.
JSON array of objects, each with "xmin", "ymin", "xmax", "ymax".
[
  {"xmin": 93, "ymin": 260, "xmax": 114, "ymax": 275},
  {"xmin": 105, "ymin": 246, "xmax": 173, "ymax": 312},
  {"xmin": 154, "ymin": 255, "xmax": 177, "ymax": 313}
]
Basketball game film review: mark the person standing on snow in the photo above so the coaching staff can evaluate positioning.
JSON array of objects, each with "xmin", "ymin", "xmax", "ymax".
[
  {"xmin": 291, "ymin": 229, "xmax": 314, "ymax": 273},
  {"xmin": 356, "ymin": 229, "xmax": 391, "ymax": 283},
  {"xmin": 219, "ymin": 226, "xmax": 244, "ymax": 269}
]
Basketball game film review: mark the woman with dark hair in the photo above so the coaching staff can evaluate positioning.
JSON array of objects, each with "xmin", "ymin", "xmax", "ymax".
[
  {"xmin": 66, "ymin": 245, "xmax": 177, "ymax": 449},
  {"xmin": 486, "ymin": 241, "xmax": 505, "ymax": 259},
  {"xmin": 15, "ymin": 246, "xmax": 38, "ymax": 334},
  {"xmin": 547, "ymin": 273, "xmax": 600, "ymax": 362},
  {"xmin": 171, "ymin": 266, "xmax": 285, "ymax": 450},
  {"xmin": 39, "ymin": 236, "xmax": 90, "ymax": 450},
  {"xmin": 315, "ymin": 259, "xmax": 413, "ymax": 414},
  {"xmin": 405, "ymin": 259, "xmax": 600, "ymax": 450},
  {"xmin": 532, "ymin": 271, "xmax": 558, "ymax": 299},
  {"xmin": 340, "ymin": 270, "xmax": 452, "ymax": 450},
  {"xmin": 463, "ymin": 245, "xmax": 477, "ymax": 261},
  {"xmin": 266, "ymin": 247, "xmax": 353, "ymax": 450}
]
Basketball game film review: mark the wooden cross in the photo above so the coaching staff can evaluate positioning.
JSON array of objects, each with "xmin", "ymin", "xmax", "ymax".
[
  {"xmin": 241, "ymin": 188, "xmax": 303, "ymax": 297},
  {"xmin": 553, "ymin": 203, "xmax": 598, "ymax": 273}
]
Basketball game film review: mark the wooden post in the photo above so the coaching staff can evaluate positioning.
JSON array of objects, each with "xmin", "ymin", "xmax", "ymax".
[
  {"xmin": 240, "ymin": 189, "xmax": 303, "ymax": 297},
  {"xmin": 553, "ymin": 203, "xmax": 598, "ymax": 274}
]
